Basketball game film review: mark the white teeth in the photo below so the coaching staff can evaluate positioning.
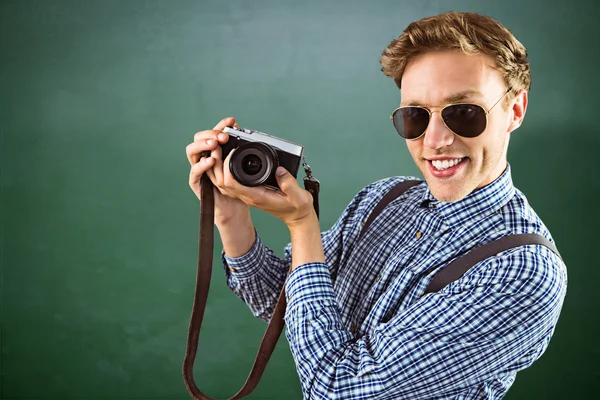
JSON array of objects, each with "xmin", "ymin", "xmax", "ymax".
[{"xmin": 432, "ymin": 158, "xmax": 463, "ymax": 171}]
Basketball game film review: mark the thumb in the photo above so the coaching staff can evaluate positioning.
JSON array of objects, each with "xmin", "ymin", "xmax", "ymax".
[{"xmin": 275, "ymin": 166, "xmax": 298, "ymax": 195}]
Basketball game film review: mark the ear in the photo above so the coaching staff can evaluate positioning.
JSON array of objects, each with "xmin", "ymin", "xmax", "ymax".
[{"xmin": 507, "ymin": 89, "xmax": 528, "ymax": 133}]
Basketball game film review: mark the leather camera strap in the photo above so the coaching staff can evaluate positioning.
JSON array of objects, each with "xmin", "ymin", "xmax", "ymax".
[{"xmin": 182, "ymin": 161, "xmax": 320, "ymax": 400}]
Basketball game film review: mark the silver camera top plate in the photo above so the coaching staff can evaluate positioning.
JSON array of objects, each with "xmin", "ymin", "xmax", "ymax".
[{"xmin": 223, "ymin": 127, "xmax": 304, "ymax": 157}]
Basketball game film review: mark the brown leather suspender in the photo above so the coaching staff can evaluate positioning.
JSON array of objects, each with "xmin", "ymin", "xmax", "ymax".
[
  {"xmin": 425, "ymin": 233, "xmax": 561, "ymax": 293},
  {"xmin": 182, "ymin": 177, "xmax": 562, "ymax": 399},
  {"xmin": 358, "ymin": 180, "xmax": 422, "ymax": 238}
]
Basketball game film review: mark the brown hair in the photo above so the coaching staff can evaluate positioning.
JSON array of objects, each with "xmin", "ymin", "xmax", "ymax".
[{"xmin": 380, "ymin": 11, "xmax": 530, "ymax": 103}]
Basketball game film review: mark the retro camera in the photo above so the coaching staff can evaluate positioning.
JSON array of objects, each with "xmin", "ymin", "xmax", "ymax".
[{"xmin": 221, "ymin": 126, "xmax": 304, "ymax": 190}]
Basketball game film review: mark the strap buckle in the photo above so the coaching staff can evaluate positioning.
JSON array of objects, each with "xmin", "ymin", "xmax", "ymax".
[{"xmin": 301, "ymin": 156, "xmax": 320, "ymax": 218}]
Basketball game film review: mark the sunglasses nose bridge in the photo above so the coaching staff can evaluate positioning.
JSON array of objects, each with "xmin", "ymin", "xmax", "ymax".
[
  {"xmin": 427, "ymin": 108, "xmax": 449, "ymax": 130},
  {"xmin": 422, "ymin": 108, "xmax": 455, "ymax": 147}
]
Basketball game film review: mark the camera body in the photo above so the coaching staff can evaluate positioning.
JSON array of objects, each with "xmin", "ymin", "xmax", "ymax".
[{"xmin": 221, "ymin": 126, "xmax": 304, "ymax": 190}]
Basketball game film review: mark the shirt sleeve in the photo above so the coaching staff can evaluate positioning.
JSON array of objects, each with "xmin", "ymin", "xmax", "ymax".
[
  {"xmin": 222, "ymin": 231, "xmax": 289, "ymax": 321},
  {"xmin": 222, "ymin": 178, "xmax": 392, "ymax": 322},
  {"xmin": 283, "ymin": 246, "xmax": 567, "ymax": 399}
]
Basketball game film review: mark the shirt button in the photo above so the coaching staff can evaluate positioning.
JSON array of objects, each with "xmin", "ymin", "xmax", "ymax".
[
  {"xmin": 350, "ymin": 325, "xmax": 357, "ymax": 333},
  {"xmin": 376, "ymin": 274, "xmax": 382, "ymax": 282},
  {"xmin": 229, "ymin": 267, "xmax": 237, "ymax": 273},
  {"xmin": 415, "ymin": 230, "xmax": 423, "ymax": 239}
]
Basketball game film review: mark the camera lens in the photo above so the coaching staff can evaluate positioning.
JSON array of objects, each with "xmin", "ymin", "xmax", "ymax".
[
  {"xmin": 241, "ymin": 154, "xmax": 262, "ymax": 175},
  {"xmin": 229, "ymin": 142, "xmax": 279, "ymax": 187}
]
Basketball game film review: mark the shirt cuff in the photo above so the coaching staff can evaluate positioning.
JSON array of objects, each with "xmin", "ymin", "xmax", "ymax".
[
  {"xmin": 284, "ymin": 263, "xmax": 336, "ymax": 313},
  {"xmin": 222, "ymin": 230, "xmax": 266, "ymax": 280}
]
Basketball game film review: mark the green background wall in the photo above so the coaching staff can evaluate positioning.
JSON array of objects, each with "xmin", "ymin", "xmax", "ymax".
[{"xmin": 1, "ymin": 0, "xmax": 598, "ymax": 398}]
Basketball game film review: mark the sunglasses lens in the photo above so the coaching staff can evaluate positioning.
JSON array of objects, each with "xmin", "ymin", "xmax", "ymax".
[
  {"xmin": 441, "ymin": 104, "xmax": 487, "ymax": 138},
  {"xmin": 393, "ymin": 107, "xmax": 430, "ymax": 139}
]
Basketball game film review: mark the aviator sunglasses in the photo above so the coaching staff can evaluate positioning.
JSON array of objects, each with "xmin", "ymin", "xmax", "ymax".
[{"xmin": 390, "ymin": 88, "xmax": 512, "ymax": 140}]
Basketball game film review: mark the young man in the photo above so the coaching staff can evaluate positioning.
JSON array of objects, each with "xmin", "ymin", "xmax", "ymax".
[{"xmin": 186, "ymin": 11, "xmax": 567, "ymax": 399}]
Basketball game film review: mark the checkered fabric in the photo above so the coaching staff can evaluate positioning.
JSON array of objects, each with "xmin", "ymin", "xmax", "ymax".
[{"xmin": 223, "ymin": 164, "xmax": 567, "ymax": 399}]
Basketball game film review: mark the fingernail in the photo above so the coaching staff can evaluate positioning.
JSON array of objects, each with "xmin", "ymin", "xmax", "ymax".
[
  {"xmin": 276, "ymin": 167, "xmax": 286, "ymax": 176},
  {"xmin": 207, "ymin": 139, "xmax": 213, "ymax": 145},
  {"xmin": 205, "ymin": 157, "xmax": 212, "ymax": 164},
  {"xmin": 218, "ymin": 133, "xmax": 226, "ymax": 140}
]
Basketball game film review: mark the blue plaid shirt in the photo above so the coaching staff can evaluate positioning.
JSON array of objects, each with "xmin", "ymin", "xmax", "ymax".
[{"xmin": 223, "ymin": 164, "xmax": 567, "ymax": 399}]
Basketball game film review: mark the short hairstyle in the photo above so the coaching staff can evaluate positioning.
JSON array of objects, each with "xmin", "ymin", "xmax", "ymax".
[{"xmin": 380, "ymin": 11, "xmax": 530, "ymax": 103}]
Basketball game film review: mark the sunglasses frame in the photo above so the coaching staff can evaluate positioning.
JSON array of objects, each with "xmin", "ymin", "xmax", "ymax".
[{"xmin": 390, "ymin": 88, "xmax": 512, "ymax": 140}]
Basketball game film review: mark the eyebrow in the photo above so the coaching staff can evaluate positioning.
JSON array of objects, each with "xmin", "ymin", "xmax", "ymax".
[{"xmin": 402, "ymin": 90, "xmax": 484, "ymax": 107}]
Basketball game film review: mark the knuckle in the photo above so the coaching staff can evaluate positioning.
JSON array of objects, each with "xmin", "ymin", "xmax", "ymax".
[
  {"xmin": 194, "ymin": 131, "xmax": 205, "ymax": 141},
  {"xmin": 299, "ymin": 193, "xmax": 312, "ymax": 207},
  {"xmin": 187, "ymin": 142, "xmax": 201, "ymax": 155},
  {"xmin": 194, "ymin": 130, "xmax": 217, "ymax": 142},
  {"xmin": 191, "ymin": 161, "xmax": 206, "ymax": 175}
]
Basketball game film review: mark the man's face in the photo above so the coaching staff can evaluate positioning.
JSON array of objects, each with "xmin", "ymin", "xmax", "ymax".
[{"xmin": 401, "ymin": 51, "xmax": 521, "ymax": 202}]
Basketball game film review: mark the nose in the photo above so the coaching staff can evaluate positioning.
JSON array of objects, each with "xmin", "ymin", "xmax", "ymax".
[{"xmin": 422, "ymin": 111, "xmax": 454, "ymax": 150}]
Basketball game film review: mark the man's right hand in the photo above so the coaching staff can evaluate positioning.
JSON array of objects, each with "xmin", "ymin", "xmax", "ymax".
[{"xmin": 186, "ymin": 117, "xmax": 250, "ymax": 227}]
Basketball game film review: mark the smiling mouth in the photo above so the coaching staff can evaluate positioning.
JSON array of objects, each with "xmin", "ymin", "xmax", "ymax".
[
  {"xmin": 424, "ymin": 157, "xmax": 470, "ymax": 177},
  {"xmin": 430, "ymin": 157, "xmax": 465, "ymax": 171}
]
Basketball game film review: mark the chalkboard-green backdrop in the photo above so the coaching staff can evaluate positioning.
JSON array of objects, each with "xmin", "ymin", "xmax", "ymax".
[{"xmin": 1, "ymin": 0, "xmax": 598, "ymax": 399}]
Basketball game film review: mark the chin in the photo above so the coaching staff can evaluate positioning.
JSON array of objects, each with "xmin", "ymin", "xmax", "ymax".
[
  {"xmin": 419, "ymin": 158, "xmax": 479, "ymax": 203},
  {"xmin": 427, "ymin": 180, "xmax": 473, "ymax": 203},
  {"xmin": 431, "ymin": 189, "xmax": 467, "ymax": 203}
]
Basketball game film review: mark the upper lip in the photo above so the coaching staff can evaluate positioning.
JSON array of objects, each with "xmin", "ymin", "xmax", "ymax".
[{"xmin": 425, "ymin": 156, "xmax": 467, "ymax": 161}]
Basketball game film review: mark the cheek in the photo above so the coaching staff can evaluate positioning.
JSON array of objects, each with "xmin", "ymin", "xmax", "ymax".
[
  {"xmin": 405, "ymin": 141, "xmax": 421, "ymax": 160},
  {"xmin": 474, "ymin": 130, "xmax": 506, "ymax": 168},
  {"xmin": 464, "ymin": 133, "xmax": 490, "ymax": 158},
  {"xmin": 481, "ymin": 147, "xmax": 489, "ymax": 165}
]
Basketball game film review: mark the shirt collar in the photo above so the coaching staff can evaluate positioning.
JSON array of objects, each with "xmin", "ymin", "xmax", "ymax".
[{"xmin": 420, "ymin": 163, "xmax": 515, "ymax": 227}]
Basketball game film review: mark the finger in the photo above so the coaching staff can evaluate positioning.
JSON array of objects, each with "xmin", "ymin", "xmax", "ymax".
[
  {"xmin": 186, "ymin": 137, "xmax": 219, "ymax": 165},
  {"xmin": 210, "ymin": 141, "xmax": 225, "ymax": 185},
  {"xmin": 205, "ymin": 168, "xmax": 236, "ymax": 200},
  {"xmin": 193, "ymin": 129, "xmax": 223, "ymax": 143},
  {"xmin": 205, "ymin": 167, "xmax": 222, "ymax": 193},
  {"xmin": 214, "ymin": 122, "xmax": 236, "ymax": 147},
  {"xmin": 212, "ymin": 117, "xmax": 236, "ymax": 131},
  {"xmin": 221, "ymin": 154, "xmax": 264, "ymax": 203},
  {"xmin": 274, "ymin": 167, "xmax": 301, "ymax": 196},
  {"xmin": 222, "ymin": 149, "xmax": 239, "ymax": 191},
  {"xmin": 216, "ymin": 130, "xmax": 230, "ymax": 145},
  {"xmin": 189, "ymin": 156, "xmax": 215, "ymax": 195}
]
